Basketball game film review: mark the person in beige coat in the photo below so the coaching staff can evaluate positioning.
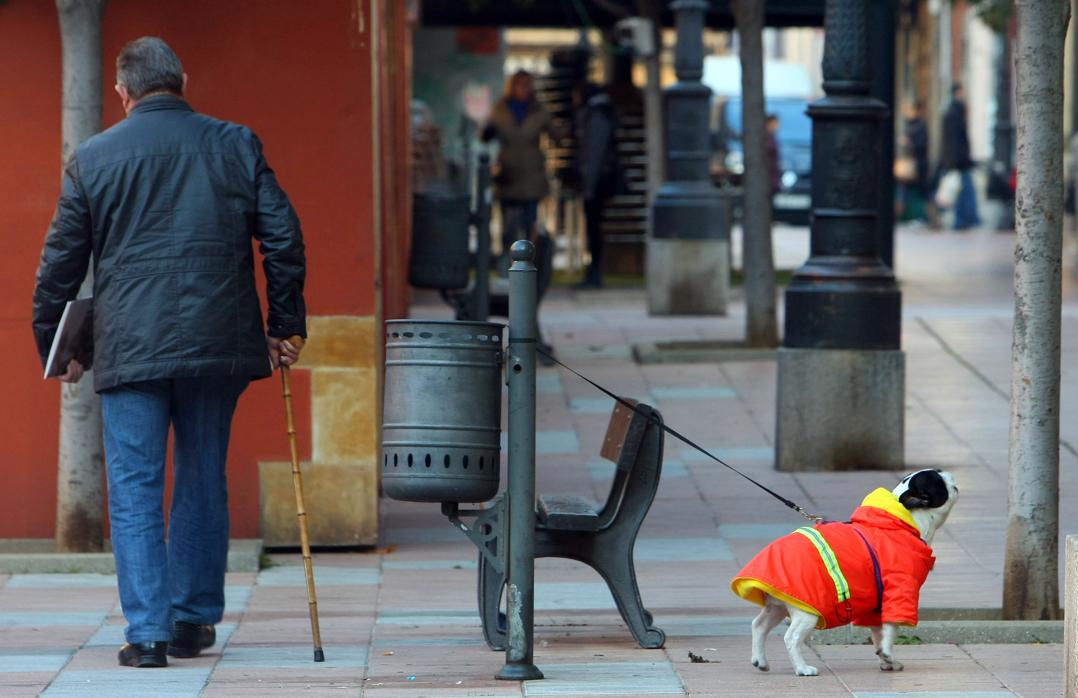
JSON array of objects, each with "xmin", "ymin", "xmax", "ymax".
[{"xmin": 481, "ymin": 70, "xmax": 563, "ymax": 267}]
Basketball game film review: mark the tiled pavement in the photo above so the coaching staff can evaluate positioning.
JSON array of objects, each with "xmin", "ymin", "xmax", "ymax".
[{"xmin": 2, "ymin": 227, "xmax": 1075, "ymax": 696}]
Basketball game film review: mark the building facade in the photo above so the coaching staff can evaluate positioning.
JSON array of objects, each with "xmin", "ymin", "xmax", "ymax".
[{"xmin": 1, "ymin": 0, "xmax": 412, "ymax": 545}]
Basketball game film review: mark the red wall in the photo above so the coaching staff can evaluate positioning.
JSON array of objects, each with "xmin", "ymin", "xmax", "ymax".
[{"xmin": 0, "ymin": 0, "xmax": 382, "ymax": 538}]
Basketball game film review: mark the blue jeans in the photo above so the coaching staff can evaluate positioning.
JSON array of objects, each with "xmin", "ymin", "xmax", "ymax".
[
  {"xmin": 101, "ymin": 376, "xmax": 249, "ymax": 644},
  {"xmin": 500, "ymin": 200, "xmax": 539, "ymax": 250},
  {"xmin": 954, "ymin": 169, "xmax": 981, "ymax": 230}
]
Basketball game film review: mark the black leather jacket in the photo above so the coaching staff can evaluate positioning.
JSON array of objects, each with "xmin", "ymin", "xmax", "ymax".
[
  {"xmin": 32, "ymin": 95, "xmax": 306, "ymax": 392},
  {"xmin": 941, "ymin": 100, "xmax": 973, "ymax": 172}
]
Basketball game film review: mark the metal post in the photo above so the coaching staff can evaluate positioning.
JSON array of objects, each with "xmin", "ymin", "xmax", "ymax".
[
  {"xmin": 646, "ymin": 0, "xmax": 729, "ymax": 315},
  {"xmin": 474, "ymin": 153, "xmax": 492, "ymax": 321},
  {"xmin": 496, "ymin": 240, "xmax": 543, "ymax": 682}
]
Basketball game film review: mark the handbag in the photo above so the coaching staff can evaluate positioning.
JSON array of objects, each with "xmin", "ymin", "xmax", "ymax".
[{"xmin": 894, "ymin": 155, "xmax": 916, "ymax": 183}]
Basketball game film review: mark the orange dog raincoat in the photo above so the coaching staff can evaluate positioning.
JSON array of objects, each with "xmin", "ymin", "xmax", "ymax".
[{"xmin": 730, "ymin": 488, "xmax": 935, "ymax": 629}]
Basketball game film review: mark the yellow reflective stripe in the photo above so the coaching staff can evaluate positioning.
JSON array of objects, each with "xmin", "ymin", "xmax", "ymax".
[{"xmin": 795, "ymin": 527, "xmax": 850, "ymax": 603}]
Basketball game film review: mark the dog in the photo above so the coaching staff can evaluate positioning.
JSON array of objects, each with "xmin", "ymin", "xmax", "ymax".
[{"xmin": 730, "ymin": 469, "xmax": 958, "ymax": 676}]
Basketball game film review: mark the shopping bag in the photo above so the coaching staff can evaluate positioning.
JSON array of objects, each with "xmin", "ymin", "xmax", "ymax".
[{"xmin": 935, "ymin": 170, "xmax": 961, "ymax": 209}]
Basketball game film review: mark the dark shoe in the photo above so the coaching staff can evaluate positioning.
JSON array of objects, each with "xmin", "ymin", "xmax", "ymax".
[
  {"xmin": 118, "ymin": 641, "xmax": 168, "ymax": 668},
  {"xmin": 168, "ymin": 621, "xmax": 216, "ymax": 658}
]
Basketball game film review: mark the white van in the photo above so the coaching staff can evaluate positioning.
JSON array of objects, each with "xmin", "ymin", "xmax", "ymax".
[{"xmin": 701, "ymin": 56, "xmax": 813, "ymax": 100}]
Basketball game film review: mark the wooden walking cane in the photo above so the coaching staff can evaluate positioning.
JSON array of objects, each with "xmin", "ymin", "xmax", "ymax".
[{"xmin": 280, "ymin": 335, "xmax": 325, "ymax": 662}]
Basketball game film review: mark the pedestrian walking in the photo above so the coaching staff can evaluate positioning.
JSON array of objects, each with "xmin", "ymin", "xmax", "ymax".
[
  {"xmin": 411, "ymin": 99, "xmax": 447, "ymax": 194},
  {"xmin": 765, "ymin": 113, "xmax": 782, "ymax": 197},
  {"xmin": 481, "ymin": 70, "xmax": 562, "ymax": 273},
  {"xmin": 31, "ymin": 37, "xmax": 307, "ymax": 668},
  {"xmin": 898, "ymin": 100, "xmax": 930, "ymax": 223},
  {"xmin": 573, "ymin": 82, "xmax": 623, "ymax": 289},
  {"xmin": 940, "ymin": 83, "xmax": 981, "ymax": 230}
]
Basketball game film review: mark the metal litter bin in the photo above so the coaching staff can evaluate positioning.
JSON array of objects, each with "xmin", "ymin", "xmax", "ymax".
[{"xmin": 382, "ymin": 320, "xmax": 504, "ymax": 502}]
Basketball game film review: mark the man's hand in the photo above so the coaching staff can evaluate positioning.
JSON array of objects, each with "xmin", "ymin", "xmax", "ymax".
[
  {"xmin": 57, "ymin": 359, "xmax": 84, "ymax": 383},
  {"xmin": 267, "ymin": 336, "xmax": 302, "ymax": 368}
]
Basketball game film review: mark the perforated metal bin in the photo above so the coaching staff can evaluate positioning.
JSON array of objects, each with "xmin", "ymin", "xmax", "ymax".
[{"xmin": 382, "ymin": 320, "xmax": 504, "ymax": 503}]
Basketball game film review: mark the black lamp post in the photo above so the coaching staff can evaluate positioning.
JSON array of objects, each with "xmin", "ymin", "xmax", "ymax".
[
  {"xmin": 784, "ymin": 0, "xmax": 900, "ymax": 351},
  {"xmin": 646, "ymin": 0, "xmax": 729, "ymax": 315},
  {"xmin": 776, "ymin": 0, "xmax": 904, "ymax": 472}
]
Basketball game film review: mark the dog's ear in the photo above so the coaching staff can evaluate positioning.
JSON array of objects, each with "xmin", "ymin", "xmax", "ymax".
[{"xmin": 899, "ymin": 469, "xmax": 950, "ymax": 509}]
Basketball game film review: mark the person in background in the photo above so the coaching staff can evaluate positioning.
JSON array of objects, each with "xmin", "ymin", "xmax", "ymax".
[
  {"xmin": 765, "ymin": 114, "xmax": 781, "ymax": 196},
  {"xmin": 481, "ymin": 70, "xmax": 562, "ymax": 272},
  {"xmin": 900, "ymin": 100, "xmax": 930, "ymax": 223},
  {"xmin": 940, "ymin": 83, "xmax": 981, "ymax": 230},
  {"xmin": 573, "ymin": 82, "xmax": 622, "ymax": 290},
  {"xmin": 411, "ymin": 99, "xmax": 447, "ymax": 194}
]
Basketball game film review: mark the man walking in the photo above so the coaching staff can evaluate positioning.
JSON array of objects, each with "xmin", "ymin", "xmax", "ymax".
[
  {"xmin": 941, "ymin": 83, "xmax": 981, "ymax": 230},
  {"xmin": 573, "ymin": 82, "xmax": 622, "ymax": 289},
  {"xmin": 32, "ymin": 37, "xmax": 306, "ymax": 668}
]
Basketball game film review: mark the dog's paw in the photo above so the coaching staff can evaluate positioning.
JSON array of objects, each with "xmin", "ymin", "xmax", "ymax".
[
  {"xmin": 876, "ymin": 653, "xmax": 904, "ymax": 672},
  {"xmin": 751, "ymin": 658, "xmax": 770, "ymax": 672},
  {"xmin": 795, "ymin": 665, "xmax": 819, "ymax": 676}
]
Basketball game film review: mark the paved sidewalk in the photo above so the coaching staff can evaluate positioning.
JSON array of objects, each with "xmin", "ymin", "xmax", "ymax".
[{"xmin": 2, "ymin": 226, "xmax": 1075, "ymax": 696}]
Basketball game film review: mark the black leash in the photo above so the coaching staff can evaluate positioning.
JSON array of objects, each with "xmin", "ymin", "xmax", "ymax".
[{"xmin": 537, "ymin": 348, "xmax": 824, "ymax": 524}]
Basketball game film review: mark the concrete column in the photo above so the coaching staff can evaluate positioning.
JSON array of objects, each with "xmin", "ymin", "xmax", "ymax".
[
  {"xmin": 1067, "ymin": 536, "xmax": 1078, "ymax": 696},
  {"xmin": 776, "ymin": 0, "xmax": 904, "ymax": 472},
  {"xmin": 646, "ymin": 0, "xmax": 729, "ymax": 316}
]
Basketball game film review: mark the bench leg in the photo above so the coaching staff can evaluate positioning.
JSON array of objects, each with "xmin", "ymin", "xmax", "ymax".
[
  {"xmin": 594, "ymin": 548, "xmax": 665, "ymax": 649},
  {"xmin": 477, "ymin": 549, "xmax": 507, "ymax": 651}
]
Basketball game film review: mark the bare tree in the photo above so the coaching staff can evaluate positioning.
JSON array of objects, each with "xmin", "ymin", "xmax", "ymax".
[
  {"xmin": 54, "ymin": 0, "xmax": 106, "ymax": 553},
  {"xmin": 637, "ymin": 0, "xmax": 664, "ymax": 203},
  {"xmin": 1002, "ymin": 0, "xmax": 1070, "ymax": 621},
  {"xmin": 730, "ymin": 0, "xmax": 778, "ymax": 347}
]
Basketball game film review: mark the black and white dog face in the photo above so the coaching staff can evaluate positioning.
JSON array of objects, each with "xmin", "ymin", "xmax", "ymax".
[{"xmin": 892, "ymin": 469, "xmax": 958, "ymax": 545}]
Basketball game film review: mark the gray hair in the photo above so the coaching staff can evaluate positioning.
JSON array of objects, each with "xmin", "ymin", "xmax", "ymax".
[{"xmin": 116, "ymin": 37, "xmax": 184, "ymax": 100}]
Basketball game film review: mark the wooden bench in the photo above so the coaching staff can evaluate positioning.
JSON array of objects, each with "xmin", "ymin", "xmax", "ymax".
[{"xmin": 477, "ymin": 399, "xmax": 666, "ymax": 649}]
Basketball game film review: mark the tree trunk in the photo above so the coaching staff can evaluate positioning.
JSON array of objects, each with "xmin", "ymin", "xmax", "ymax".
[
  {"xmin": 1002, "ymin": 0, "xmax": 1070, "ymax": 621},
  {"xmin": 54, "ymin": 0, "xmax": 106, "ymax": 553},
  {"xmin": 731, "ymin": 0, "xmax": 778, "ymax": 347},
  {"xmin": 637, "ymin": 0, "xmax": 664, "ymax": 204}
]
